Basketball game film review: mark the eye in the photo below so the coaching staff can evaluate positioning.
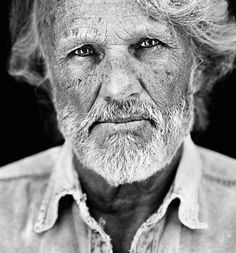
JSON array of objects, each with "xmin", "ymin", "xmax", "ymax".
[
  {"xmin": 138, "ymin": 38, "xmax": 162, "ymax": 48},
  {"xmin": 70, "ymin": 44, "xmax": 97, "ymax": 57}
]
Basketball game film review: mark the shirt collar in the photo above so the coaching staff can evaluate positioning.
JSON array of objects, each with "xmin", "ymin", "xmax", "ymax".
[
  {"xmin": 33, "ymin": 142, "xmax": 84, "ymax": 233},
  {"xmin": 162, "ymin": 135, "xmax": 208, "ymax": 229},
  {"xmin": 34, "ymin": 135, "xmax": 208, "ymax": 234}
]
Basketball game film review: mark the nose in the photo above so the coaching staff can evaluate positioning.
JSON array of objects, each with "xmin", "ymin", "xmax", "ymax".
[{"xmin": 99, "ymin": 62, "xmax": 143, "ymax": 101}]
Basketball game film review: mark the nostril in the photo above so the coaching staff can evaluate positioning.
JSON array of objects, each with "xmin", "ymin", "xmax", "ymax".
[
  {"xmin": 104, "ymin": 96, "xmax": 112, "ymax": 102},
  {"xmin": 129, "ymin": 92, "xmax": 140, "ymax": 98}
]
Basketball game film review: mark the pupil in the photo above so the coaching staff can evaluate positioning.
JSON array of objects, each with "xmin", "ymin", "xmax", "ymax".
[{"xmin": 82, "ymin": 48, "xmax": 88, "ymax": 54}]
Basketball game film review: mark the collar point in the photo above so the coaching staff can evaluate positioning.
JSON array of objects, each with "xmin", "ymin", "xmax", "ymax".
[
  {"xmin": 33, "ymin": 220, "xmax": 55, "ymax": 234},
  {"xmin": 180, "ymin": 216, "xmax": 208, "ymax": 230},
  {"xmin": 33, "ymin": 223, "xmax": 44, "ymax": 234}
]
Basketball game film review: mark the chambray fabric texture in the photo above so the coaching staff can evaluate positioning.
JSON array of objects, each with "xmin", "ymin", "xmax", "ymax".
[{"xmin": 0, "ymin": 136, "xmax": 236, "ymax": 252}]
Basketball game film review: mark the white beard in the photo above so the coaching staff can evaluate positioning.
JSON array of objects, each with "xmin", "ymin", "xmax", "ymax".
[{"xmin": 57, "ymin": 97, "xmax": 194, "ymax": 186}]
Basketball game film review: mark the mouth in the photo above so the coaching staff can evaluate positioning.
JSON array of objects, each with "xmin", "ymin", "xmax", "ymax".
[
  {"xmin": 89, "ymin": 117, "xmax": 156, "ymax": 133},
  {"xmin": 99, "ymin": 117, "xmax": 147, "ymax": 124}
]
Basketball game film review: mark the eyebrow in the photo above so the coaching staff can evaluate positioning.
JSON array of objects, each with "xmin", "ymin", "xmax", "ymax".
[{"xmin": 57, "ymin": 21, "xmax": 175, "ymax": 53}]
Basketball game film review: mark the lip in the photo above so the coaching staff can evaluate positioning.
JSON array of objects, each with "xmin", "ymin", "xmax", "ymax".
[
  {"xmin": 98, "ymin": 117, "xmax": 146, "ymax": 124},
  {"xmin": 89, "ymin": 118, "xmax": 154, "ymax": 134}
]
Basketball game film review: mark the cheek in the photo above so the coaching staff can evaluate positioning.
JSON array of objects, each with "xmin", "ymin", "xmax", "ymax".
[
  {"xmin": 138, "ymin": 54, "xmax": 192, "ymax": 109},
  {"xmin": 50, "ymin": 60, "xmax": 108, "ymax": 116}
]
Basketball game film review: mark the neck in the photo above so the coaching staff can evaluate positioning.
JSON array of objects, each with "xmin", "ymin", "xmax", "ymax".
[{"xmin": 74, "ymin": 146, "xmax": 183, "ymax": 253}]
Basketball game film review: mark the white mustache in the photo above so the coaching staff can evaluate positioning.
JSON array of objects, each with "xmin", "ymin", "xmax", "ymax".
[
  {"xmin": 75, "ymin": 98, "xmax": 188, "ymax": 145},
  {"xmin": 86, "ymin": 99, "xmax": 164, "ymax": 127}
]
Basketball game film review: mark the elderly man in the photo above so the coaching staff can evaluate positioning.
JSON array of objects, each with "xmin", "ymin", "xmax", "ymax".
[{"xmin": 1, "ymin": 0, "xmax": 236, "ymax": 252}]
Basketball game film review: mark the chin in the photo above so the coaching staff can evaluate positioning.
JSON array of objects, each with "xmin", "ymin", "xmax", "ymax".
[{"xmin": 73, "ymin": 124, "xmax": 188, "ymax": 186}]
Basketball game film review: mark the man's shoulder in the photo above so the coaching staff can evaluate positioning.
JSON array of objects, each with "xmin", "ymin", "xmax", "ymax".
[
  {"xmin": 196, "ymin": 145, "xmax": 236, "ymax": 220},
  {"xmin": 0, "ymin": 146, "xmax": 62, "ymax": 245},
  {"xmin": 195, "ymin": 145, "xmax": 236, "ymax": 242},
  {"xmin": 0, "ymin": 146, "xmax": 61, "ymax": 181},
  {"xmin": 197, "ymin": 145, "xmax": 236, "ymax": 186}
]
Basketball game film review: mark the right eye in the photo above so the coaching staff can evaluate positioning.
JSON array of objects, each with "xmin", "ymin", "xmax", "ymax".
[
  {"xmin": 138, "ymin": 38, "xmax": 162, "ymax": 49},
  {"xmin": 70, "ymin": 45, "xmax": 97, "ymax": 57}
]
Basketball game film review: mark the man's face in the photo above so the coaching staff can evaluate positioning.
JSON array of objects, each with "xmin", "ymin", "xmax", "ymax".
[{"xmin": 39, "ymin": 0, "xmax": 196, "ymax": 186}]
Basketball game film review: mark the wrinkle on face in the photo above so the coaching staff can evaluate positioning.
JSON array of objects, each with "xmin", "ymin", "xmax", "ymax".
[{"xmin": 41, "ymin": 0, "xmax": 194, "ymax": 121}]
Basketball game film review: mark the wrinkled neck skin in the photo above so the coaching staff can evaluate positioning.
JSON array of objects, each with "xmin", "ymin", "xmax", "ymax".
[{"xmin": 73, "ymin": 145, "xmax": 182, "ymax": 252}]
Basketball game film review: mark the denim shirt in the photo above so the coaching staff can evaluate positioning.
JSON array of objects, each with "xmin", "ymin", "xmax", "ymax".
[{"xmin": 1, "ymin": 135, "xmax": 236, "ymax": 253}]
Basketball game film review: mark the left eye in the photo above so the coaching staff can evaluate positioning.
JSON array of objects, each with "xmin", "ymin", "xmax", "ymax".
[
  {"xmin": 71, "ymin": 45, "xmax": 96, "ymax": 57},
  {"xmin": 139, "ymin": 38, "xmax": 161, "ymax": 48}
]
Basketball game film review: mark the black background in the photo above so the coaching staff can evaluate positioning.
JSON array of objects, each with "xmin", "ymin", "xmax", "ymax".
[{"xmin": 0, "ymin": 1, "xmax": 236, "ymax": 166}]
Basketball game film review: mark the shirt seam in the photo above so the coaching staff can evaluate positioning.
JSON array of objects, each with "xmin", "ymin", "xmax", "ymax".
[
  {"xmin": 0, "ymin": 173, "xmax": 50, "ymax": 181},
  {"xmin": 203, "ymin": 173, "xmax": 236, "ymax": 187}
]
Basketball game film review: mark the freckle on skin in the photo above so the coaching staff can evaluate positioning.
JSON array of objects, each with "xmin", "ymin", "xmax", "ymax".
[
  {"xmin": 50, "ymin": 15, "xmax": 56, "ymax": 27},
  {"xmin": 98, "ymin": 17, "xmax": 102, "ymax": 23}
]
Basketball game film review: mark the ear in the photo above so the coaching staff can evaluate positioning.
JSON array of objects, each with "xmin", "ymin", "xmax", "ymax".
[
  {"xmin": 189, "ymin": 60, "xmax": 204, "ymax": 95},
  {"xmin": 9, "ymin": 42, "xmax": 48, "ymax": 86}
]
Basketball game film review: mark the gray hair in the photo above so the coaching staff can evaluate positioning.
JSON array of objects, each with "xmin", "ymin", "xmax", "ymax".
[{"xmin": 8, "ymin": 0, "xmax": 236, "ymax": 129}]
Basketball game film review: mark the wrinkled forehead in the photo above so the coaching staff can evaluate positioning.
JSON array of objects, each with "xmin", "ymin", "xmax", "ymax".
[
  {"xmin": 37, "ymin": 0, "xmax": 172, "ymax": 43},
  {"xmin": 53, "ymin": 0, "xmax": 143, "ymax": 20}
]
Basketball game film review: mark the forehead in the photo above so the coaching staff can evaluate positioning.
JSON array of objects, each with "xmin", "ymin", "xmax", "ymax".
[{"xmin": 41, "ymin": 0, "xmax": 172, "ymax": 45}]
